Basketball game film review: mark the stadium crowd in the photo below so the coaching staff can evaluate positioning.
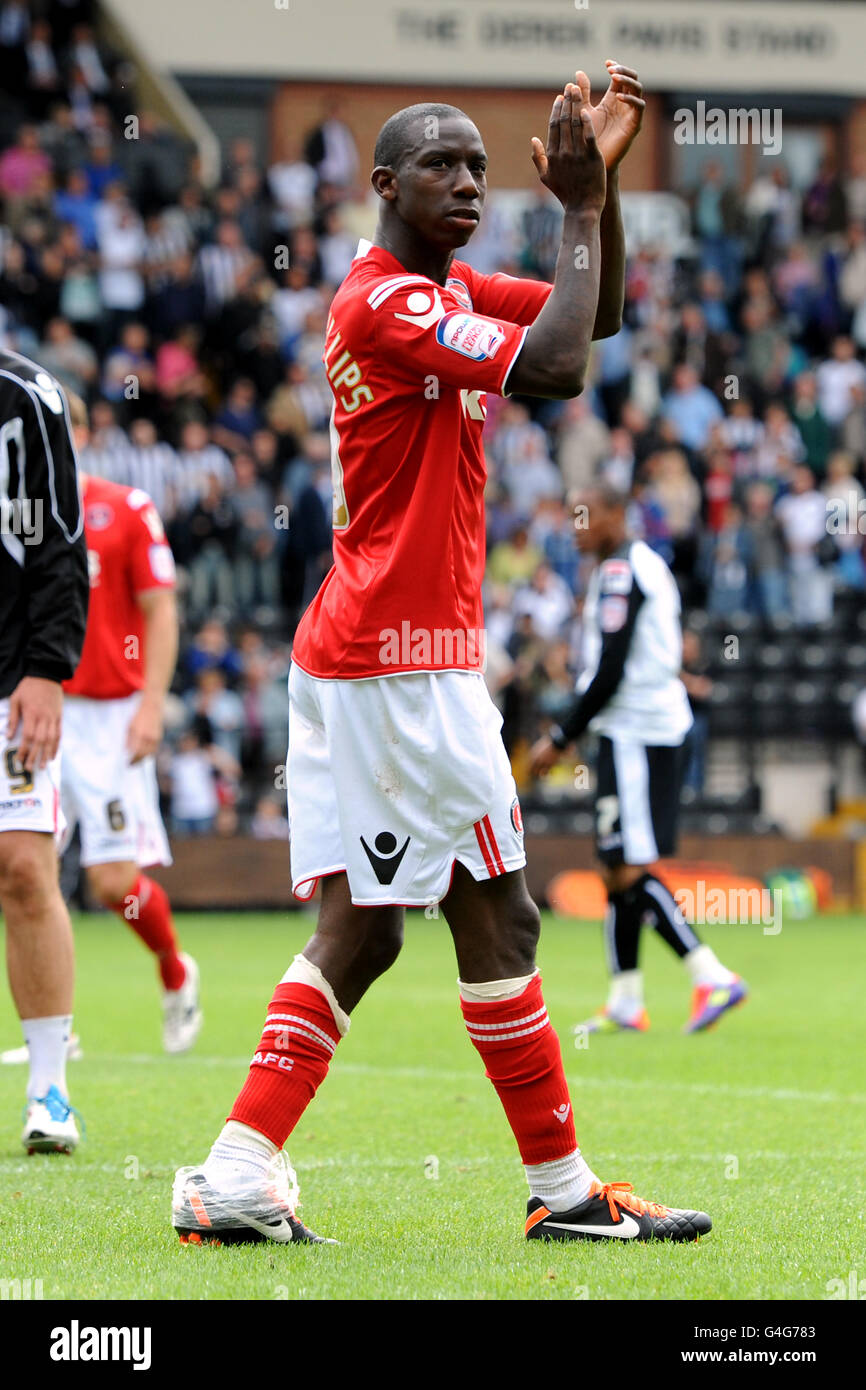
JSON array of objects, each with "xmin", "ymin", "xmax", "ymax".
[{"xmin": 1, "ymin": 7, "xmax": 865, "ymax": 827}]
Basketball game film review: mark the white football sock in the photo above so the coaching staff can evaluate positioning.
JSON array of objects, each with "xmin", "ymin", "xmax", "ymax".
[
  {"xmin": 526, "ymin": 1149, "xmax": 597, "ymax": 1212},
  {"xmin": 607, "ymin": 968, "xmax": 644, "ymax": 1014},
  {"xmin": 684, "ymin": 944, "xmax": 736, "ymax": 987},
  {"xmin": 203, "ymin": 1120, "xmax": 278, "ymax": 1190},
  {"xmin": 22, "ymin": 1015, "xmax": 71, "ymax": 1101}
]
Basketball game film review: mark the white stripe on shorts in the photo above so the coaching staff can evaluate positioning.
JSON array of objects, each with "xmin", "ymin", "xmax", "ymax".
[{"xmin": 611, "ymin": 739, "xmax": 658, "ymax": 865}]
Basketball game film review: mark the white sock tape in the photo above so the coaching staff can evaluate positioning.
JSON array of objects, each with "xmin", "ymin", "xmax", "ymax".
[
  {"xmin": 281, "ymin": 954, "xmax": 351, "ymax": 1036},
  {"xmin": 458, "ymin": 969, "xmax": 538, "ymax": 1003}
]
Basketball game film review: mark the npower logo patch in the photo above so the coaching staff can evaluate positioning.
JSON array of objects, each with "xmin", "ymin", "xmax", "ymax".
[{"xmin": 436, "ymin": 312, "xmax": 506, "ymax": 361}]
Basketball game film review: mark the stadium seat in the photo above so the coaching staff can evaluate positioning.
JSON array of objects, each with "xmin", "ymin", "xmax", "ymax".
[
  {"xmin": 831, "ymin": 680, "xmax": 858, "ymax": 739},
  {"xmin": 706, "ymin": 674, "xmax": 753, "ymax": 737},
  {"xmin": 842, "ymin": 644, "xmax": 866, "ymax": 676},
  {"xmin": 801, "ymin": 644, "xmax": 833, "ymax": 674},
  {"xmin": 751, "ymin": 679, "xmax": 789, "ymax": 738},
  {"xmin": 755, "ymin": 642, "xmax": 793, "ymax": 674},
  {"xmin": 766, "ymin": 613, "xmax": 796, "ymax": 636},
  {"xmin": 791, "ymin": 678, "xmax": 836, "ymax": 738}
]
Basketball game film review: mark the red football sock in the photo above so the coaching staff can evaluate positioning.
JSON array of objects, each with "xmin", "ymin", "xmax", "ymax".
[
  {"xmin": 461, "ymin": 973, "xmax": 577, "ymax": 1164},
  {"xmin": 107, "ymin": 873, "xmax": 186, "ymax": 992},
  {"xmin": 229, "ymin": 982, "xmax": 341, "ymax": 1149}
]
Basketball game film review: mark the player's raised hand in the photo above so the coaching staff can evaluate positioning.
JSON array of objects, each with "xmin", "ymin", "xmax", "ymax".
[
  {"xmin": 6, "ymin": 676, "xmax": 63, "ymax": 770},
  {"xmin": 530, "ymin": 82, "xmax": 606, "ymax": 215},
  {"xmin": 577, "ymin": 60, "xmax": 645, "ymax": 172}
]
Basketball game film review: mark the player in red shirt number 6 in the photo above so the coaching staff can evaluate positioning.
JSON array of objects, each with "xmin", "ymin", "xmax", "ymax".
[
  {"xmin": 173, "ymin": 66, "xmax": 712, "ymax": 1245},
  {"xmin": 60, "ymin": 398, "xmax": 201, "ymax": 1054}
]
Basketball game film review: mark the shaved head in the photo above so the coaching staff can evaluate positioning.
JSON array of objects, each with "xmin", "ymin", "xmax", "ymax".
[{"xmin": 373, "ymin": 103, "xmax": 475, "ymax": 170}]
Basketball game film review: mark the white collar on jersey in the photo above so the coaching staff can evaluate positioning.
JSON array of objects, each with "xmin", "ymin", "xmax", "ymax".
[{"xmin": 354, "ymin": 238, "xmax": 373, "ymax": 259}]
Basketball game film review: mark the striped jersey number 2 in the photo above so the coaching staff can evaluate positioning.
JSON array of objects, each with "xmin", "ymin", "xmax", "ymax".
[{"xmin": 596, "ymin": 795, "xmax": 620, "ymax": 838}]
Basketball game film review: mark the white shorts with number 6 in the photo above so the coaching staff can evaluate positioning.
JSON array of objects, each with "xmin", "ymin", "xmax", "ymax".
[
  {"xmin": 0, "ymin": 697, "xmax": 63, "ymax": 838},
  {"xmin": 288, "ymin": 664, "xmax": 526, "ymax": 907},
  {"xmin": 59, "ymin": 693, "xmax": 171, "ymax": 868}
]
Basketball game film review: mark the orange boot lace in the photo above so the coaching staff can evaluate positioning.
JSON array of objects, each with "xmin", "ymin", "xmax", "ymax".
[{"xmin": 592, "ymin": 1181, "xmax": 671, "ymax": 1221}]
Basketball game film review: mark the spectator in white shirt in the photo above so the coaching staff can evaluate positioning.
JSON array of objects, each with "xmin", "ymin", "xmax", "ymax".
[
  {"xmin": 269, "ymin": 264, "xmax": 324, "ymax": 354},
  {"xmin": 170, "ymin": 725, "xmax": 238, "ymax": 835},
  {"xmin": 816, "ymin": 336, "xmax": 866, "ymax": 426},
  {"xmin": 513, "ymin": 563, "xmax": 574, "ymax": 642},
  {"xmin": 318, "ymin": 207, "xmax": 354, "ymax": 288},
  {"xmin": 268, "ymin": 142, "xmax": 316, "ymax": 230},
  {"xmin": 502, "ymin": 428, "xmax": 563, "ymax": 516},
  {"xmin": 96, "ymin": 183, "xmax": 145, "ymax": 315},
  {"xmin": 70, "ymin": 24, "xmax": 110, "ymax": 94},
  {"xmin": 775, "ymin": 466, "xmax": 834, "ymax": 624},
  {"xmin": 303, "ymin": 105, "xmax": 359, "ymax": 190}
]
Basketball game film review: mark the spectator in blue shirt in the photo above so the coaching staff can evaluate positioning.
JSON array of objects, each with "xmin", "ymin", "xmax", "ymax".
[
  {"xmin": 53, "ymin": 167, "xmax": 98, "ymax": 248},
  {"xmin": 661, "ymin": 362, "xmax": 725, "ymax": 451}
]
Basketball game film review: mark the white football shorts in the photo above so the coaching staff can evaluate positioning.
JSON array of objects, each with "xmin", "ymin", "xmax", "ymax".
[
  {"xmin": 0, "ymin": 697, "xmax": 64, "ymax": 839},
  {"xmin": 287, "ymin": 664, "xmax": 526, "ymax": 907},
  {"xmin": 59, "ymin": 693, "xmax": 172, "ymax": 868}
]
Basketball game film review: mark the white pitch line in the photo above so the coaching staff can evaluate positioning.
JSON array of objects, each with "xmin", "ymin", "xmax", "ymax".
[
  {"xmin": 53, "ymin": 1054, "xmax": 866, "ymax": 1108},
  {"xmin": 1, "ymin": 1149, "xmax": 861, "ymax": 1178}
]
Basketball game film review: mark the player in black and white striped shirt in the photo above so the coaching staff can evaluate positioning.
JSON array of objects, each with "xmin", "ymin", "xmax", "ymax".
[
  {"xmin": 0, "ymin": 348, "xmax": 89, "ymax": 1152},
  {"xmin": 532, "ymin": 484, "xmax": 748, "ymax": 1034}
]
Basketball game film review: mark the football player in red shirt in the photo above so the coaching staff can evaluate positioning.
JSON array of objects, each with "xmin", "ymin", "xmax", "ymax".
[
  {"xmin": 173, "ymin": 68, "xmax": 712, "ymax": 1246},
  {"xmin": 60, "ymin": 398, "xmax": 201, "ymax": 1054}
]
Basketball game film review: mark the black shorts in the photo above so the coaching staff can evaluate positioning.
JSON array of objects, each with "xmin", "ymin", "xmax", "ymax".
[{"xmin": 594, "ymin": 736, "xmax": 684, "ymax": 867}]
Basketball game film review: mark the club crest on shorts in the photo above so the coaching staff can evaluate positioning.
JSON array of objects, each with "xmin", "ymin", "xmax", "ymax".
[
  {"xmin": 510, "ymin": 797, "xmax": 524, "ymax": 836},
  {"xmin": 360, "ymin": 830, "xmax": 411, "ymax": 885}
]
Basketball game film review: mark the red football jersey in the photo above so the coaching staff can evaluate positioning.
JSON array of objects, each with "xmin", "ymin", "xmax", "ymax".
[
  {"xmin": 291, "ymin": 242, "xmax": 550, "ymax": 680},
  {"xmin": 63, "ymin": 474, "xmax": 176, "ymax": 699}
]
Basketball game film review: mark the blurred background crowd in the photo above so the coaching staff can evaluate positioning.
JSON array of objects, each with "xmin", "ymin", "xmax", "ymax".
[{"xmin": 2, "ymin": 0, "xmax": 866, "ymax": 833}]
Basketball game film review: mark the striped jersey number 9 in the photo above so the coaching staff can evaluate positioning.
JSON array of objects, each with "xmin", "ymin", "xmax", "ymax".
[
  {"xmin": 0, "ymin": 417, "xmax": 26, "ymax": 567},
  {"xmin": 596, "ymin": 795, "xmax": 619, "ymax": 838}
]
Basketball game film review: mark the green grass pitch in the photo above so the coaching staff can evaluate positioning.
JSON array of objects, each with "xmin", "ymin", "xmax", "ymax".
[{"xmin": 0, "ymin": 908, "xmax": 863, "ymax": 1301}]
